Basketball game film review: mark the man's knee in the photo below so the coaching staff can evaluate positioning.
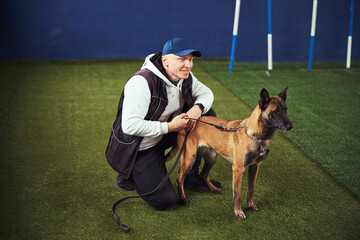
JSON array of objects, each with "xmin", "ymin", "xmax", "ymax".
[{"xmin": 144, "ymin": 189, "xmax": 177, "ymax": 211}]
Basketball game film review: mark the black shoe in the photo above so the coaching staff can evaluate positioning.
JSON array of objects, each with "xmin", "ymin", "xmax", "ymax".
[
  {"xmin": 184, "ymin": 174, "xmax": 222, "ymax": 191},
  {"xmin": 116, "ymin": 173, "xmax": 135, "ymax": 191}
]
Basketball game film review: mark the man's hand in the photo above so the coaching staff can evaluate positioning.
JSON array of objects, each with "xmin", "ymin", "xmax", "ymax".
[
  {"xmin": 168, "ymin": 113, "xmax": 189, "ymax": 132},
  {"xmin": 185, "ymin": 105, "xmax": 202, "ymax": 132}
]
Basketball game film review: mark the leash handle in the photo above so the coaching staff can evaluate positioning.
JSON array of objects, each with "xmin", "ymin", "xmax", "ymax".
[{"xmin": 112, "ymin": 131, "xmax": 190, "ymax": 233}]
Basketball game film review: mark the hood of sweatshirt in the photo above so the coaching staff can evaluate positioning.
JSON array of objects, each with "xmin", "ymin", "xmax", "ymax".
[{"xmin": 141, "ymin": 52, "xmax": 186, "ymax": 87}]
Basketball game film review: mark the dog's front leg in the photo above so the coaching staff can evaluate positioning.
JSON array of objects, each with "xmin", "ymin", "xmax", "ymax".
[
  {"xmin": 177, "ymin": 150, "xmax": 197, "ymax": 206},
  {"xmin": 246, "ymin": 164, "xmax": 260, "ymax": 211},
  {"xmin": 232, "ymin": 162, "xmax": 246, "ymax": 219}
]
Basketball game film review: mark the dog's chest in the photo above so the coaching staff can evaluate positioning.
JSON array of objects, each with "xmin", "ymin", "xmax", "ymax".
[{"xmin": 244, "ymin": 140, "xmax": 270, "ymax": 167}]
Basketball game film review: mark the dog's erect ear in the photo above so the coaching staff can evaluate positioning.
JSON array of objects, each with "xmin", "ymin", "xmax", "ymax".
[
  {"xmin": 278, "ymin": 86, "xmax": 288, "ymax": 102},
  {"xmin": 259, "ymin": 88, "xmax": 271, "ymax": 110}
]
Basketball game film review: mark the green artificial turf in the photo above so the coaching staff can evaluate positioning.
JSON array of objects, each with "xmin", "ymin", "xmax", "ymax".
[{"xmin": 0, "ymin": 60, "xmax": 359, "ymax": 239}]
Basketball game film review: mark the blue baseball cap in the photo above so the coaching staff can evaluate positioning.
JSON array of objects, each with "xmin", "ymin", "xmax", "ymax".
[{"xmin": 162, "ymin": 38, "xmax": 201, "ymax": 57}]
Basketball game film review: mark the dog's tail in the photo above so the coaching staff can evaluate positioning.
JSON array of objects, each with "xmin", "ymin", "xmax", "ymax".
[{"xmin": 165, "ymin": 145, "xmax": 179, "ymax": 163}]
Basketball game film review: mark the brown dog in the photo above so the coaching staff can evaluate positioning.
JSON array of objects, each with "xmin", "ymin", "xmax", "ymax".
[{"xmin": 165, "ymin": 87, "xmax": 293, "ymax": 219}]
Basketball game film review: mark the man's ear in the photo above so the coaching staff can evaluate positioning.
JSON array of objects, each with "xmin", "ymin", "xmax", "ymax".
[
  {"xmin": 277, "ymin": 86, "xmax": 288, "ymax": 102},
  {"xmin": 259, "ymin": 88, "xmax": 271, "ymax": 111},
  {"xmin": 161, "ymin": 56, "xmax": 168, "ymax": 68}
]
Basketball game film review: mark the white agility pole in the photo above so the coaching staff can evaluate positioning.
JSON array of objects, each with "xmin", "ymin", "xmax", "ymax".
[
  {"xmin": 346, "ymin": 0, "xmax": 355, "ymax": 69},
  {"xmin": 308, "ymin": 0, "xmax": 318, "ymax": 71},
  {"xmin": 267, "ymin": 0, "xmax": 273, "ymax": 71},
  {"xmin": 229, "ymin": 0, "xmax": 241, "ymax": 73}
]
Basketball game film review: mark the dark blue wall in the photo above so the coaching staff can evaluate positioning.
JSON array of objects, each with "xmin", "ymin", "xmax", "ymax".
[{"xmin": 1, "ymin": 0, "xmax": 359, "ymax": 62}]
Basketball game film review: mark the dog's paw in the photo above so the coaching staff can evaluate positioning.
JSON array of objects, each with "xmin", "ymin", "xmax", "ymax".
[
  {"xmin": 234, "ymin": 210, "xmax": 246, "ymax": 219},
  {"xmin": 177, "ymin": 198, "xmax": 190, "ymax": 206},
  {"xmin": 246, "ymin": 202, "xmax": 259, "ymax": 212},
  {"xmin": 211, "ymin": 188, "xmax": 224, "ymax": 195}
]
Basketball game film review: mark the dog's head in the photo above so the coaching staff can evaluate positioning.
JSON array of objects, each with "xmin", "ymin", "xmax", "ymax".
[{"xmin": 258, "ymin": 87, "xmax": 293, "ymax": 131}]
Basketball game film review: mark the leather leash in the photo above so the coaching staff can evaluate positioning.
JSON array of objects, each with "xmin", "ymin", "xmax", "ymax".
[{"xmin": 185, "ymin": 117, "xmax": 247, "ymax": 132}]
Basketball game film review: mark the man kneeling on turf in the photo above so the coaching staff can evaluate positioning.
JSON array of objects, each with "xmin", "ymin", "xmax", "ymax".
[{"xmin": 105, "ymin": 38, "xmax": 221, "ymax": 210}]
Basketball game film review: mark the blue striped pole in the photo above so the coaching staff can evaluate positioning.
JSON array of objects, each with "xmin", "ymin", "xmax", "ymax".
[
  {"xmin": 308, "ymin": 0, "xmax": 318, "ymax": 71},
  {"xmin": 229, "ymin": 0, "xmax": 241, "ymax": 73},
  {"xmin": 346, "ymin": 0, "xmax": 355, "ymax": 69},
  {"xmin": 267, "ymin": 0, "xmax": 273, "ymax": 71}
]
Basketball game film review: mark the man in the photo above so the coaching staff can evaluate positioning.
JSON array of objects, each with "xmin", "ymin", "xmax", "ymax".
[{"xmin": 105, "ymin": 38, "xmax": 220, "ymax": 211}]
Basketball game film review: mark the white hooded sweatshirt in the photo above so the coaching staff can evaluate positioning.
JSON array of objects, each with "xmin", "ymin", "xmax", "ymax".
[{"xmin": 121, "ymin": 53, "xmax": 214, "ymax": 151}]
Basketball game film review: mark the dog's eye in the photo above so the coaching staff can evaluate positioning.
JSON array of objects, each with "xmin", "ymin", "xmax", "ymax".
[
  {"xmin": 274, "ymin": 108, "xmax": 284, "ymax": 115},
  {"xmin": 270, "ymin": 109, "xmax": 278, "ymax": 118}
]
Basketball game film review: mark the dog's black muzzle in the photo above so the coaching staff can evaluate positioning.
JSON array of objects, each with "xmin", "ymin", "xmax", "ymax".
[
  {"xmin": 272, "ymin": 118, "xmax": 293, "ymax": 131},
  {"xmin": 284, "ymin": 122, "xmax": 293, "ymax": 131}
]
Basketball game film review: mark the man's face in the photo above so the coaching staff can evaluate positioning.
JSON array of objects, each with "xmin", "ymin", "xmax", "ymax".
[{"xmin": 162, "ymin": 53, "xmax": 194, "ymax": 81}]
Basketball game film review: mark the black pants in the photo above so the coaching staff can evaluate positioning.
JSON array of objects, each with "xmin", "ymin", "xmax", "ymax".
[
  {"xmin": 131, "ymin": 132, "xmax": 178, "ymax": 210},
  {"xmin": 131, "ymin": 108, "xmax": 216, "ymax": 210}
]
